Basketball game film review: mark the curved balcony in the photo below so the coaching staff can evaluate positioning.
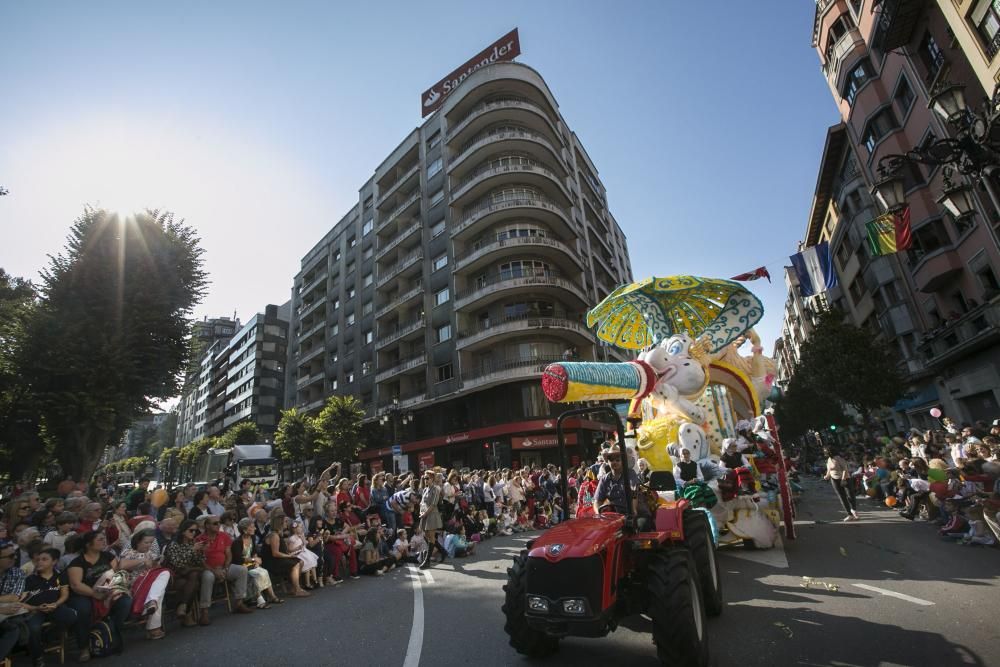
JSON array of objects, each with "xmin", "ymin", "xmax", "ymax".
[
  {"xmin": 375, "ymin": 354, "xmax": 428, "ymax": 383},
  {"xmin": 454, "ymin": 235, "xmax": 582, "ymax": 274},
  {"xmin": 457, "ymin": 315, "xmax": 592, "ymax": 351},
  {"xmin": 454, "ymin": 271, "xmax": 588, "ymax": 312},
  {"xmin": 449, "ymin": 126, "xmax": 565, "ymax": 176},
  {"xmin": 450, "ymin": 159, "xmax": 570, "ymax": 207},
  {"xmin": 911, "ymin": 247, "xmax": 963, "ymax": 293},
  {"xmin": 460, "ymin": 355, "xmax": 561, "ymax": 392},
  {"xmin": 451, "ymin": 194, "xmax": 573, "ymax": 241},
  {"xmin": 447, "ymin": 96, "xmax": 560, "ymax": 148}
]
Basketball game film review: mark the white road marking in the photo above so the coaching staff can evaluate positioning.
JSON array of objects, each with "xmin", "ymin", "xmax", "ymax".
[
  {"xmin": 402, "ymin": 565, "xmax": 424, "ymax": 667},
  {"xmin": 851, "ymin": 583, "xmax": 934, "ymax": 606},
  {"xmin": 418, "ymin": 568, "xmax": 435, "ymax": 585}
]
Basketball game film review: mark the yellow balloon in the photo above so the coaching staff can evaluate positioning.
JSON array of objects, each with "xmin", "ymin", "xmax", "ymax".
[{"xmin": 151, "ymin": 488, "xmax": 168, "ymax": 508}]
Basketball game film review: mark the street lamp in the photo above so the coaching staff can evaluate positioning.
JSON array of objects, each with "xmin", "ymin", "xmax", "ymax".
[{"xmin": 379, "ymin": 397, "xmax": 413, "ymax": 446}]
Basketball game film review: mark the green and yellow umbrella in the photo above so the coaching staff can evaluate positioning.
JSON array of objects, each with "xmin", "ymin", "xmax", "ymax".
[{"xmin": 586, "ymin": 275, "xmax": 764, "ymax": 352}]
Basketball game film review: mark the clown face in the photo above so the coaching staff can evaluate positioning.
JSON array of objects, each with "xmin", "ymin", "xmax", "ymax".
[{"xmin": 639, "ymin": 334, "xmax": 708, "ymax": 398}]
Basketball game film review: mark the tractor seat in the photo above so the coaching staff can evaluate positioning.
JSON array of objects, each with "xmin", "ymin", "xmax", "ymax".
[{"xmin": 648, "ymin": 471, "xmax": 676, "ymax": 492}]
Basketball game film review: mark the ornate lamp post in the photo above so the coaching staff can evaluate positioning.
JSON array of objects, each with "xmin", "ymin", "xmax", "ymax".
[{"xmin": 379, "ymin": 397, "xmax": 412, "ymax": 473}]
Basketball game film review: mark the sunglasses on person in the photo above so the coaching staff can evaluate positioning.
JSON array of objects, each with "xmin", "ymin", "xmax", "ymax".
[{"xmin": 185, "ymin": 528, "xmax": 199, "ymax": 534}]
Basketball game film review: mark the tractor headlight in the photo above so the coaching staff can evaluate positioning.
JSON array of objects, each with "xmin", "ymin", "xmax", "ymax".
[
  {"xmin": 528, "ymin": 596, "xmax": 549, "ymax": 613},
  {"xmin": 561, "ymin": 599, "xmax": 587, "ymax": 615}
]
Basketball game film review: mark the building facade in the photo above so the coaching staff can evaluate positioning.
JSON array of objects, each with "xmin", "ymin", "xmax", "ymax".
[
  {"xmin": 936, "ymin": 0, "xmax": 1000, "ymax": 97},
  {"xmin": 175, "ymin": 305, "xmax": 289, "ymax": 447},
  {"xmin": 286, "ymin": 60, "xmax": 633, "ymax": 472},
  {"xmin": 808, "ymin": 0, "xmax": 1000, "ymax": 429}
]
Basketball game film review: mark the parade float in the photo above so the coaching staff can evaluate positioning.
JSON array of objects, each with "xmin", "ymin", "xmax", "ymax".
[{"xmin": 541, "ymin": 275, "xmax": 796, "ymax": 548}]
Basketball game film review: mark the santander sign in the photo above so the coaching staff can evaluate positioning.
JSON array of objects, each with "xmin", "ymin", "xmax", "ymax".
[{"xmin": 421, "ymin": 28, "xmax": 521, "ymax": 117}]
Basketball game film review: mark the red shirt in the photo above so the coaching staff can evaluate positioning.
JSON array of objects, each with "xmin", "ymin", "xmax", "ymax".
[
  {"xmin": 352, "ymin": 486, "xmax": 371, "ymax": 509},
  {"xmin": 195, "ymin": 531, "xmax": 232, "ymax": 569}
]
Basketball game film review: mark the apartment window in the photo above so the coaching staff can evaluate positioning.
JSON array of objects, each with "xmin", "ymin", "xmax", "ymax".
[
  {"xmin": 348, "ymin": 287, "xmax": 356, "ymax": 299},
  {"xmin": 363, "ymin": 218, "xmax": 374, "ymax": 236},
  {"xmin": 893, "ymin": 76, "xmax": 915, "ymax": 116},
  {"xmin": 427, "ymin": 130, "xmax": 441, "ymax": 149},
  {"xmin": 431, "ymin": 220, "xmax": 446, "ymax": 238},
  {"xmin": 362, "ymin": 361, "xmax": 372, "ymax": 376},
  {"xmin": 973, "ymin": 0, "xmax": 1000, "ymax": 58},
  {"xmin": 504, "ymin": 301, "xmax": 555, "ymax": 319},
  {"xmin": 334, "ymin": 250, "xmax": 342, "ymax": 262},
  {"xmin": 364, "ymin": 330, "xmax": 373, "ymax": 344},
  {"xmin": 434, "ymin": 287, "xmax": 450, "ymax": 306},
  {"xmin": 362, "ymin": 300, "xmax": 373, "ymax": 315},
  {"xmin": 347, "ymin": 313, "xmax": 355, "ymax": 326},
  {"xmin": 433, "ymin": 253, "xmax": 448, "ymax": 271},
  {"xmin": 330, "ymin": 379, "xmax": 338, "ymax": 391},
  {"xmin": 363, "ymin": 246, "xmax": 374, "ymax": 261},
  {"xmin": 332, "ymin": 298, "xmax": 340, "ymax": 310},
  {"xmin": 427, "ymin": 157, "xmax": 443, "ymax": 178},
  {"xmin": 429, "ymin": 188, "xmax": 445, "ymax": 207},
  {"xmin": 849, "ymin": 0, "xmax": 863, "ymax": 18},
  {"xmin": 363, "ymin": 272, "xmax": 373, "ymax": 287},
  {"xmin": 436, "ymin": 323, "xmax": 452, "ymax": 343},
  {"xmin": 330, "ymin": 350, "xmax": 339, "ymax": 363},
  {"xmin": 346, "ymin": 261, "xmax": 355, "ymax": 275},
  {"xmin": 836, "ymin": 240, "xmax": 853, "ymax": 269},
  {"xmin": 842, "ymin": 58, "xmax": 871, "ymax": 105},
  {"xmin": 436, "ymin": 363, "xmax": 454, "ymax": 382},
  {"xmin": 900, "ymin": 160, "xmax": 925, "ymax": 192},
  {"xmin": 917, "ymin": 31, "xmax": 945, "ymax": 82},
  {"xmin": 848, "ymin": 275, "xmax": 867, "ymax": 305},
  {"xmin": 976, "ymin": 264, "xmax": 1000, "ymax": 292},
  {"xmin": 499, "ymin": 260, "xmax": 550, "ymax": 279},
  {"xmin": 884, "ymin": 281, "xmax": 901, "ymax": 303},
  {"xmin": 364, "ymin": 195, "xmax": 373, "ymax": 210},
  {"xmin": 862, "ymin": 107, "xmax": 898, "ymax": 154},
  {"xmin": 331, "ymin": 323, "xmax": 339, "ymax": 336},
  {"xmin": 347, "ymin": 372, "xmax": 355, "ymax": 384},
  {"xmin": 349, "ymin": 236, "xmax": 357, "ymax": 248},
  {"xmin": 909, "ymin": 219, "xmax": 951, "ymax": 262},
  {"xmin": 824, "ymin": 14, "xmax": 856, "ymax": 64}
]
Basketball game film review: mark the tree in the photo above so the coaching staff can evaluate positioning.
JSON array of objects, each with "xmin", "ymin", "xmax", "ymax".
[
  {"xmin": 274, "ymin": 408, "xmax": 317, "ymax": 462},
  {"xmin": 314, "ymin": 396, "xmax": 365, "ymax": 463},
  {"xmin": 156, "ymin": 411, "xmax": 178, "ymax": 450},
  {"xmin": 774, "ymin": 370, "xmax": 848, "ymax": 442},
  {"xmin": 218, "ymin": 421, "xmax": 262, "ymax": 449},
  {"xmin": 21, "ymin": 208, "xmax": 207, "ymax": 481}
]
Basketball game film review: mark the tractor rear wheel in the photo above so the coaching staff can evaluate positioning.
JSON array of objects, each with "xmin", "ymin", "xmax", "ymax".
[
  {"xmin": 647, "ymin": 549, "xmax": 709, "ymax": 667},
  {"xmin": 501, "ymin": 551, "xmax": 559, "ymax": 657},
  {"xmin": 683, "ymin": 510, "xmax": 723, "ymax": 616}
]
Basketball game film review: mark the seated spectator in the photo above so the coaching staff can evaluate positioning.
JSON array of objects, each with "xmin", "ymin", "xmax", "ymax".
[
  {"xmin": 0, "ymin": 540, "xmax": 27, "ymax": 663},
  {"xmin": 127, "ymin": 503, "xmax": 157, "ymax": 531},
  {"xmin": 154, "ymin": 518, "xmax": 178, "ymax": 553},
  {"xmin": 21, "ymin": 547, "xmax": 77, "ymax": 666},
  {"xmin": 286, "ymin": 520, "xmax": 319, "ymax": 589},
  {"xmin": 233, "ymin": 519, "xmax": 282, "ymax": 608},
  {"xmin": 56, "ymin": 535, "xmax": 82, "ymax": 574},
  {"xmin": 444, "ymin": 526, "xmax": 474, "ymax": 558},
  {"xmin": 42, "ymin": 513, "xmax": 77, "ymax": 556},
  {"xmin": 206, "ymin": 486, "xmax": 226, "ymax": 517},
  {"xmin": 162, "ymin": 519, "xmax": 205, "ymax": 627},
  {"xmin": 119, "ymin": 529, "xmax": 170, "ymax": 640},
  {"xmin": 392, "ymin": 529, "xmax": 411, "ymax": 564},
  {"xmin": 109, "ymin": 502, "xmax": 133, "ymax": 552},
  {"xmin": 187, "ymin": 492, "xmax": 212, "ymax": 522},
  {"xmin": 261, "ymin": 509, "xmax": 309, "ymax": 597},
  {"xmin": 320, "ymin": 510, "xmax": 358, "ymax": 583},
  {"xmin": 64, "ymin": 531, "xmax": 132, "ymax": 662},
  {"xmin": 219, "ymin": 511, "xmax": 239, "ymax": 541},
  {"xmin": 74, "ymin": 504, "xmax": 102, "ymax": 535},
  {"xmin": 194, "ymin": 515, "xmax": 254, "ymax": 621},
  {"xmin": 358, "ymin": 527, "xmax": 391, "ymax": 576}
]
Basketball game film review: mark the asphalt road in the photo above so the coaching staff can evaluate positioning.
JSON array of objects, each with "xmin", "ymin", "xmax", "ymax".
[{"xmin": 94, "ymin": 478, "xmax": 999, "ymax": 667}]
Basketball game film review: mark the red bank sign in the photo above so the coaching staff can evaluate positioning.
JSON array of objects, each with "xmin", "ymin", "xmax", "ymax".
[{"xmin": 421, "ymin": 28, "xmax": 521, "ymax": 117}]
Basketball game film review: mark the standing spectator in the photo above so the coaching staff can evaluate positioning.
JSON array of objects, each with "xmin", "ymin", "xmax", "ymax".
[
  {"xmin": 194, "ymin": 516, "xmax": 254, "ymax": 620},
  {"xmin": 352, "ymin": 475, "xmax": 371, "ymax": 513},
  {"xmin": 419, "ymin": 473, "xmax": 446, "ymax": 569},
  {"xmin": 64, "ymin": 531, "xmax": 132, "ymax": 661}
]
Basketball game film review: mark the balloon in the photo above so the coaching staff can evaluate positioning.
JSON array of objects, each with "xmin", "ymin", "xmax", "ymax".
[
  {"xmin": 930, "ymin": 407, "xmax": 942, "ymax": 418},
  {"xmin": 150, "ymin": 488, "xmax": 168, "ymax": 508},
  {"xmin": 885, "ymin": 496, "xmax": 897, "ymax": 507}
]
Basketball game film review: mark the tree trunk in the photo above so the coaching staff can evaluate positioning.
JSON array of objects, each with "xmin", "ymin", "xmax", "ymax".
[{"xmin": 60, "ymin": 429, "xmax": 114, "ymax": 482}]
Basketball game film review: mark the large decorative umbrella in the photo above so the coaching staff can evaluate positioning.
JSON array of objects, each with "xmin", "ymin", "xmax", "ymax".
[{"xmin": 586, "ymin": 275, "xmax": 764, "ymax": 352}]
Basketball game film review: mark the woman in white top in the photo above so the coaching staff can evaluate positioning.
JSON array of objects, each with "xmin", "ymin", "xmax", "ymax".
[
  {"xmin": 507, "ymin": 476, "xmax": 525, "ymax": 511},
  {"xmin": 823, "ymin": 447, "xmax": 859, "ymax": 521}
]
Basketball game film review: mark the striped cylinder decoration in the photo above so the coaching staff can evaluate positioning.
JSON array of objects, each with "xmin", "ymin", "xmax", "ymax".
[{"xmin": 541, "ymin": 360, "xmax": 658, "ymax": 403}]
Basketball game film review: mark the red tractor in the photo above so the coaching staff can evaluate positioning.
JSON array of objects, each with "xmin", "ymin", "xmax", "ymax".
[{"xmin": 502, "ymin": 407, "xmax": 721, "ymax": 666}]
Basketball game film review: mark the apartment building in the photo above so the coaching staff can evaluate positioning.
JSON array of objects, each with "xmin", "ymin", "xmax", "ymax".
[
  {"xmin": 175, "ymin": 304, "xmax": 289, "ymax": 447},
  {"xmin": 809, "ymin": 0, "xmax": 1000, "ymax": 428},
  {"xmin": 286, "ymin": 58, "xmax": 633, "ymax": 472},
  {"xmin": 775, "ymin": 266, "xmax": 824, "ymax": 387}
]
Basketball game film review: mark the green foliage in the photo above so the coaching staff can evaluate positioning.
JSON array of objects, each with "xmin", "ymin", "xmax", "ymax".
[
  {"xmin": 157, "ymin": 411, "xmax": 179, "ymax": 450},
  {"xmin": 775, "ymin": 309, "xmax": 904, "ymax": 440},
  {"xmin": 274, "ymin": 408, "xmax": 318, "ymax": 462},
  {"xmin": 21, "ymin": 208, "xmax": 207, "ymax": 481},
  {"xmin": 177, "ymin": 437, "xmax": 215, "ymax": 465},
  {"xmin": 314, "ymin": 395, "xmax": 366, "ymax": 463},
  {"xmin": 218, "ymin": 421, "xmax": 262, "ymax": 449}
]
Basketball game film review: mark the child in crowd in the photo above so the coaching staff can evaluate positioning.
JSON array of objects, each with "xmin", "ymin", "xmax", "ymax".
[
  {"xmin": 499, "ymin": 508, "xmax": 515, "ymax": 535},
  {"xmin": 392, "ymin": 529, "xmax": 411, "ymax": 563},
  {"xmin": 21, "ymin": 547, "xmax": 77, "ymax": 666},
  {"xmin": 409, "ymin": 527, "xmax": 429, "ymax": 565},
  {"xmin": 443, "ymin": 526, "xmax": 474, "ymax": 558},
  {"xmin": 515, "ymin": 509, "xmax": 530, "ymax": 532},
  {"xmin": 287, "ymin": 520, "xmax": 319, "ymax": 589},
  {"xmin": 41, "ymin": 512, "xmax": 76, "ymax": 556}
]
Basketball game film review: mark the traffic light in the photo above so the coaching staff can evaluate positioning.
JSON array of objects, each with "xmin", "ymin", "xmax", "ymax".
[
  {"xmin": 483, "ymin": 443, "xmax": 490, "ymax": 449},
  {"xmin": 830, "ymin": 425, "xmax": 837, "ymax": 431}
]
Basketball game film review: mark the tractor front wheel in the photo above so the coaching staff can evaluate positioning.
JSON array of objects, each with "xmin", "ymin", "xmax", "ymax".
[
  {"xmin": 501, "ymin": 551, "xmax": 559, "ymax": 657},
  {"xmin": 647, "ymin": 549, "xmax": 710, "ymax": 667},
  {"xmin": 683, "ymin": 510, "xmax": 723, "ymax": 616}
]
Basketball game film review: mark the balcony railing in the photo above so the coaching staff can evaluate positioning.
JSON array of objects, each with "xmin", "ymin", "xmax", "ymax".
[
  {"xmin": 457, "ymin": 315, "xmax": 588, "ymax": 348},
  {"xmin": 450, "ymin": 126, "xmax": 563, "ymax": 172},
  {"xmin": 376, "ymin": 248, "xmax": 423, "ymax": 287},
  {"xmin": 298, "ymin": 320, "xmax": 326, "ymax": 342},
  {"xmin": 448, "ymin": 96, "xmax": 554, "ymax": 140},
  {"xmin": 375, "ymin": 282, "xmax": 423, "ymax": 318},
  {"xmin": 376, "ymin": 391, "xmax": 427, "ymax": 412},
  {"xmin": 821, "ymin": 27, "xmax": 862, "ymax": 80},
  {"xmin": 296, "ymin": 345, "xmax": 325, "ymax": 367},
  {"xmin": 986, "ymin": 29, "xmax": 1000, "ymax": 60},
  {"xmin": 376, "ymin": 317, "xmax": 426, "ymax": 347},
  {"xmin": 376, "ymin": 191, "xmax": 420, "ymax": 234},
  {"xmin": 450, "ymin": 160, "xmax": 564, "ymax": 203},
  {"xmin": 452, "ymin": 195, "xmax": 569, "ymax": 237},
  {"xmin": 454, "ymin": 235, "xmax": 578, "ymax": 269},
  {"xmin": 460, "ymin": 355, "xmax": 562, "ymax": 387},
  {"xmin": 455, "ymin": 271, "xmax": 587, "ymax": 308},
  {"xmin": 376, "ymin": 220, "xmax": 421, "ymax": 258},
  {"xmin": 917, "ymin": 300, "xmax": 1000, "ymax": 368},
  {"xmin": 298, "ymin": 295, "xmax": 327, "ymax": 320},
  {"xmin": 378, "ymin": 164, "xmax": 420, "ymax": 205},
  {"xmin": 300, "ymin": 270, "xmax": 327, "ymax": 298},
  {"xmin": 297, "ymin": 371, "xmax": 325, "ymax": 389},
  {"xmin": 375, "ymin": 354, "xmax": 428, "ymax": 382}
]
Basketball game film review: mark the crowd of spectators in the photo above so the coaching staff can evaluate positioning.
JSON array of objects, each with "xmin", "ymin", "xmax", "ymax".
[
  {"xmin": 0, "ymin": 457, "xmax": 589, "ymax": 665},
  {"xmin": 815, "ymin": 418, "xmax": 1000, "ymax": 545}
]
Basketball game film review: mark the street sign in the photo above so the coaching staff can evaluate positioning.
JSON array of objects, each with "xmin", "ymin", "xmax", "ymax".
[{"xmin": 391, "ymin": 444, "xmax": 402, "ymax": 455}]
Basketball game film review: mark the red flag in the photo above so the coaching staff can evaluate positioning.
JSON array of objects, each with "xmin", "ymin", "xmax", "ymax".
[
  {"xmin": 894, "ymin": 206, "xmax": 912, "ymax": 251},
  {"xmin": 731, "ymin": 267, "xmax": 771, "ymax": 283}
]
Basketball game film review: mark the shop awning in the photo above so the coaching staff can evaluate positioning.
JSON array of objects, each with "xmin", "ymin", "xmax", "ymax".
[{"xmin": 892, "ymin": 383, "xmax": 939, "ymax": 412}]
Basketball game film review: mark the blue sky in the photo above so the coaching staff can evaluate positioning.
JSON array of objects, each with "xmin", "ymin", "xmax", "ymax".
[{"xmin": 0, "ymin": 1, "xmax": 839, "ymax": 354}]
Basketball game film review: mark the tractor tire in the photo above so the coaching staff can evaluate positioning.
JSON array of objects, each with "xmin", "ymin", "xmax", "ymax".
[
  {"xmin": 683, "ymin": 510, "xmax": 723, "ymax": 617},
  {"xmin": 647, "ymin": 550, "xmax": 709, "ymax": 667},
  {"xmin": 501, "ymin": 551, "xmax": 559, "ymax": 657}
]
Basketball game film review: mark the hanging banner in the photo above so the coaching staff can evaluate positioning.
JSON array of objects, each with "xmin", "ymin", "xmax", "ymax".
[
  {"xmin": 418, "ymin": 451, "xmax": 435, "ymax": 471},
  {"xmin": 866, "ymin": 206, "xmax": 912, "ymax": 256}
]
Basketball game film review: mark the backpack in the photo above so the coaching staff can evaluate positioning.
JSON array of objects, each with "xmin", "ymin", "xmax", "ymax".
[{"xmin": 89, "ymin": 620, "xmax": 120, "ymax": 657}]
